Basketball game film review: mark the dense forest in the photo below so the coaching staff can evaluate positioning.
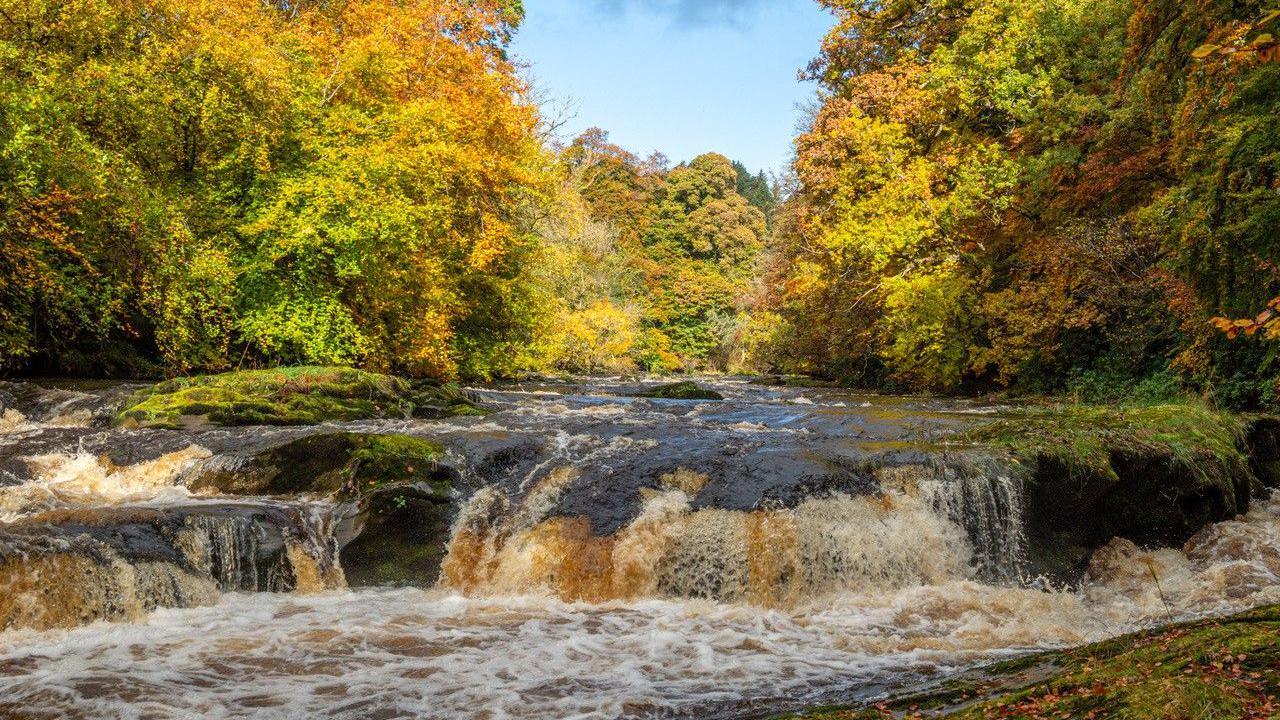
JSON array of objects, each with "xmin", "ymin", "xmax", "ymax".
[{"xmin": 2, "ymin": 0, "xmax": 1279, "ymax": 409}]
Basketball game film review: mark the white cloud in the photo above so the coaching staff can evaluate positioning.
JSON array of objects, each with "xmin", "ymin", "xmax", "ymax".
[{"xmin": 593, "ymin": 0, "xmax": 768, "ymax": 27}]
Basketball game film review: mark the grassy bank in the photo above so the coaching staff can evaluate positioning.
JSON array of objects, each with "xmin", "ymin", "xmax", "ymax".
[
  {"xmin": 781, "ymin": 605, "xmax": 1280, "ymax": 720},
  {"xmin": 961, "ymin": 401, "xmax": 1250, "ymax": 483}
]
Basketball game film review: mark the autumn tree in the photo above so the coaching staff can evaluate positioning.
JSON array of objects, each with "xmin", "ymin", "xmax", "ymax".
[
  {"xmin": 642, "ymin": 153, "xmax": 768, "ymax": 363},
  {"xmin": 535, "ymin": 133, "xmax": 772, "ymax": 374},
  {"xmin": 764, "ymin": 0, "xmax": 1280, "ymax": 404},
  {"xmin": 0, "ymin": 0, "xmax": 550, "ymax": 379}
]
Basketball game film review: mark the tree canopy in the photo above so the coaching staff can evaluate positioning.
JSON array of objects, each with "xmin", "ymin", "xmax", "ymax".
[
  {"xmin": 759, "ymin": 0, "xmax": 1280, "ymax": 406},
  {"xmin": 3, "ymin": 0, "xmax": 1279, "ymax": 409}
]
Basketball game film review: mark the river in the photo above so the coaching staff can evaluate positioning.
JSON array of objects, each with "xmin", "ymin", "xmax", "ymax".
[{"xmin": 0, "ymin": 378, "xmax": 1277, "ymax": 719}]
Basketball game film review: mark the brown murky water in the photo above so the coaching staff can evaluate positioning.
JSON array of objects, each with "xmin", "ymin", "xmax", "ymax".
[{"xmin": 1, "ymin": 378, "xmax": 1278, "ymax": 718}]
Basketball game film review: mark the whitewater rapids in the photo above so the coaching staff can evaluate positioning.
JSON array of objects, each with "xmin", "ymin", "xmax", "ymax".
[{"xmin": 0, "ymin": 378, "xmax": 1277, "ymax": 719}]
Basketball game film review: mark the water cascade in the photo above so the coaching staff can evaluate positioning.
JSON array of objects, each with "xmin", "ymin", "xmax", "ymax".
[
  {"xmin": 440, "ymin": 468, "xmax": 1008, "ymax": 606},
  {"xmin": 0, "ymin": 378, "xmax": 1277, "ymax": 719}
]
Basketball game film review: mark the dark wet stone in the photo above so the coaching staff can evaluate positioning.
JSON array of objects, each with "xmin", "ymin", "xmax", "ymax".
[
  {"xmin": 0, "ymin": 502, "xmax": 349, "ymax": 630},
  {"xmin": 1246, "ymin": 415, "xmax": 1280, "ymax": 489},
  {"xmin": 0, "ymin": 380, "xmax": 140, "ymax": 426},
  {"xmin": 186, "ymin": 431, "xmax": 461, "ymax": 587},
  {"xmin": 339, "ymin": 481, "xmax": 454, "ymax": 587},
  {"xmin": 1021, "ymin": 449, "xmax": 1254, "ymax": 581},
  {"xmin": 8, "ymin": 376, "xmax": 1271, "ymax": 602},
  {"xmin": 0, "ymin": 503, "xmax": 334, "ymax": 592}
]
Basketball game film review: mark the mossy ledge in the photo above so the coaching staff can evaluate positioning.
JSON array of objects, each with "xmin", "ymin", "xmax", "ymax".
[
  {"xmin": 115, "ymin": 367, "xmax": 485, "ymax": 428},
  {"xmin": 778, "ymin": 604, "xmax": 1280, "ymax": 720},
  {"xmin": 963, "ymin": 402, "xmax": 1250, "ymax": 484},
  {"xmin": 188, "ymin": 432, "xmax": 450, "ymax": 500},
  {"xmin": 958, "ymin": 402, "xmax": 1267, "ymax": 578}
]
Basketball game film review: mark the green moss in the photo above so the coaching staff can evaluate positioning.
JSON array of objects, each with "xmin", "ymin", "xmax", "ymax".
[
  {"xmin": 956, "ymin": 401, "xmax": 1256, "ymax": 578},
  {"xmin": 338, "ymin": 437, "xmax": 455, "ymax": 587},
  {"xmin": 635, "ymin": 381, "xmax": 724, "ymax": 400},
  {"xmin": 346, "ymin": 434, "xmax": 449, "ymax": 499},
  {"xmin": 962, "ymin": 401, "xmax": 1249, "ymax": 485},
  {"xmin": 782, "ymin": 605, "xmax": 1280, "ymax": 720},
  {"xmin": 116, "ymin": 367, "xmax": 483, "ymax": 428},
  {"xmin": 179, "ymin": 429, "xmax": 457, "ymax": 588}
]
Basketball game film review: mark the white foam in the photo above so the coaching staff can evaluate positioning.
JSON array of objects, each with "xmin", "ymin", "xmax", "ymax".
[
  {"xmin": 0, "ymin": 589, "xmax": 1062, "ymax": 719},
  {"xmin": 0, "ymin": 496, "xmax": 1276, "ymax": 719},
  {"xmin": 0, "ymin": 446, "xmax": 209, "ymax": 521},
  {"xmin": 0, "ymin": 409, "xmax": 34, "ymax": 434}
]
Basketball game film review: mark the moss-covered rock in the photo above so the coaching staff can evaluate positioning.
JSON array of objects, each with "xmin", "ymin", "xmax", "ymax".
[
  {"xmin": 965, "ymin": 402, "xmax": 1249, "ymax": 482},
  {"xmin": 780, "ymin": 605, "xmax": 1280, "ymax": 720},
  {"xmin": 115, "ymin": 367, "xmax": 484, "ymax": 429},
  {"xmin": 961, "ymin": 402, "xmax": 1257, "ymax": 579},
  {"xmin": 634, "ymin": 381, "xmax": 724, "ymax": 400},
  {"xmin": 336, "ymin": 434, "xmax": 459, "ymax": 587},
  {"xmin": 338, "ymin": 480, "xmax": 455, "ymax": 588},
  {"xmin": 189, "ymin": 432, "xmax": 449, "ymax": 499},
  {"xmin": 188, "ymin": 432, "xmax": 457, "ymax": 587}
]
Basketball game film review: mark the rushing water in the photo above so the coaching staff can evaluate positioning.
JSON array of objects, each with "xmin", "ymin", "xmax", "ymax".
[{"xmin": 0, "ymin": 378, "xmax": 1278, "ymax": 719}]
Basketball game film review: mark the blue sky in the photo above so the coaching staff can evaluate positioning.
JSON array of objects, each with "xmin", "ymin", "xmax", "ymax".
[{"xmin": 511, "ymin": 0, "xmax": 833, "ymax": 175}]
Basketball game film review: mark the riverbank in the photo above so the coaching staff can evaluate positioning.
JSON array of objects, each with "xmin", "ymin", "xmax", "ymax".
[{"xmin": 779, "ymin": 604, "xmax": 1280, "ymax": 720}]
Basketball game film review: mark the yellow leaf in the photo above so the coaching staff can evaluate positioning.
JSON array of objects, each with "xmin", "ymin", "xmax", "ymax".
[{"xmin": 1191, "ymin": 44, "xmax": 1221, "ymax": 59}]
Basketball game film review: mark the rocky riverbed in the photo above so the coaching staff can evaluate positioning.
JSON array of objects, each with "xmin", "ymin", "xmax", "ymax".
[{"xmin": 0, "ymin": 371, "xmax": 1277, "ymax": 718}]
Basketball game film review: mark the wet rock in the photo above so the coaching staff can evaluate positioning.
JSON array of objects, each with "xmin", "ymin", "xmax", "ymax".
[
  {"xmin": 1183, "ymin": 514, "xmax": 1280, "ymax": 576},
  {"xmin": 1245, "ymin": 415, "xmax": 1280, "ymax": 489},
  {"xmin": 963, "ymin": 403, "xmax": 1259, "ymax": 582},
  {"xmin": 189, "ymin": 432, "xmax": 459, "ymax": 587},
  {"xmin": 1085, "ymin": 536, "xmax": 1142, "ymax": 585},
  {"xmin": 632, "ymin": 381, "xmax": 724, "ymax": 401},
  {"xmin": 0, "ymin": 503, "xmax": 341, "ymax": 630},
  {"xmin": 1021, "ymin": 449, "xmax": 1253, "ymax": 581},
  {"xmin": 338, "ymin": 480, "xmax": 454, "ymax": 587},
  {"xmin": 115, "ymin": 367, "xmax": 484, "ymax": 429},
  {"xmin": 0, "ymin": 380, "xmax": 139, "ymax": 427},
  {"xmin": 460, "ymin": 432, "xmax": 548, "ymax": 489},
  {"xmin": 330, "ymin": 435, "xmax": 458, "ymax": 587}
]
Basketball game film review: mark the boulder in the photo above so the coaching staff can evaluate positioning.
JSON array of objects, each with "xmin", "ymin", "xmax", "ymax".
[{"xmin": 965, "ymin": 402, "xmax": 1258, "ymax": 580}]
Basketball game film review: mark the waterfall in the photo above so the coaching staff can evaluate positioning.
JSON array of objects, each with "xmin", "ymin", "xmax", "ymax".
[
  {"xmin": 1, "ymin": 504, "xmax": 345, "ymax": 631},
  {"xmin": 179, "ymin": 507, "xmax": 345, "ymax": 594},
  {"xmin": 441, "ymin": 461, "xmax": 1028, "ymax": 606},
  {"xmin": 911, "ymin": 466, "xmax": 1026, "ymax": 581}
]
